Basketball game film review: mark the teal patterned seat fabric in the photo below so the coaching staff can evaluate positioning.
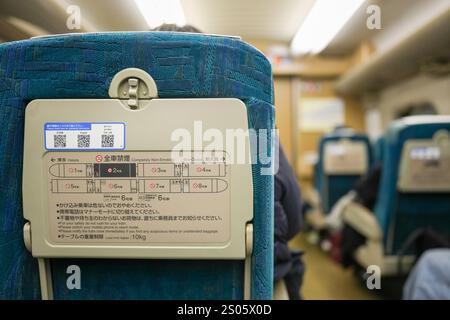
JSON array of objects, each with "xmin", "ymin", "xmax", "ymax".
[
  {"xmin": 316, "ymin": 133, "xmax": 373, "ymax": 214},
  {"xmin": 0, "ymin": 32, "xmax": 275, "ymax": 299},
  {"xmin": 372, "ymin": 135, "xmax": 386, "ymax": 164}
]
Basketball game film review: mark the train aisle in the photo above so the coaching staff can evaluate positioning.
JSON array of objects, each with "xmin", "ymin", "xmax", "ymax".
[{"xmin": 290, "ymin": 234, "xmax": 379, "ymax": 300}]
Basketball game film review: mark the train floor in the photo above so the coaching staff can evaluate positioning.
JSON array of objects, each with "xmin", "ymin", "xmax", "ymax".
[{"xmin": 289, "ymin": 233, "xmax": 406, "ymax": 300}]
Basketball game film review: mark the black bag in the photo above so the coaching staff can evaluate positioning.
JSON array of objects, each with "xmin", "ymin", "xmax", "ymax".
[{"xmin": 397, "ymin": 228, "xmax": 450, "ymax": 273}]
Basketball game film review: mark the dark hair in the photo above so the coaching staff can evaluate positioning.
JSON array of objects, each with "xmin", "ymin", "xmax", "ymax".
[
  {"xmin": 152, "ymin": 24, "xmax": 202, "ymax": 33},
  {"xmin": 395, "ymin": 102, "xmax": 438, "ymax": 119}
]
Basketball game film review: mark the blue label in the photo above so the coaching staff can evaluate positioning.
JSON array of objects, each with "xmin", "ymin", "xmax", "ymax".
[
  {"xmin": 44, "ymin": 122, "xmax": 125, "ymax": 150},
  {"xmin": 45, "ymin": 123, "xmax": 92, "ymax": 131}
]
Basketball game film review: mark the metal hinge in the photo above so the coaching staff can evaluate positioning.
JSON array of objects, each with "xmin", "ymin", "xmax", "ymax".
[
  {"xmin": 108, "ymin": 68, "xmax": 158, "ymax": 109},
  {"xmin": 24, "ymin": 221, "xmax": 253, "ymax": 300},
  {"xmin": 126, "ymin": 78, "xmax": 140, "ymax": 109},
  {"xmin": 23, "ymin": 222, "xmax": 54, "ymax": 300},
  {"xmin": 244, "ymin": 223, "xmax": 253, "ymax": 300}
]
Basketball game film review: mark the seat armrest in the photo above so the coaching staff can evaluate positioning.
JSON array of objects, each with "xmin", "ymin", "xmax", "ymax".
[
  {"xmin": 342, "ymin": 201, "xmax": 382, "ymax": 240},
  {"xmin": 303, "ymin": 187, "xmax": 321, "ymax": 211},
  {"xmin": 305, "ymin": 210, "xmax": 327, "ymax": 230}
]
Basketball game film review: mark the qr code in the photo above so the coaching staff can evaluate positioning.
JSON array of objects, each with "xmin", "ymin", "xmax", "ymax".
[
  {"xmin": 101, "ymin": 134, "xmax": 114, "ymax": 148},
  {"xmin": 77, "ymin": 134, "xmax": 90, "ymax": 148},
  {"xmin": 54, "ymin": 134, "xmax": 66, "ymax": 148}
]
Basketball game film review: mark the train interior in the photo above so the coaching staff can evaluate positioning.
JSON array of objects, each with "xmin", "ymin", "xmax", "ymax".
[{"xmin": 0, "ymin": 0, "xmax": 449, "ymax": 301}]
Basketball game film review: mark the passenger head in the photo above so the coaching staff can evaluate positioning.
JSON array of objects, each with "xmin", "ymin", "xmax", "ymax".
[
  {"xmin": 152, "ymin": 23, "xmax": 202, "ymax": 33},
  {"xmin": 332, "ymin": 125, "xmax": 354, "ymax": 135},
  {"xmin": 395, "ymin": 102, "xmax": 438, "ymax": 119}
]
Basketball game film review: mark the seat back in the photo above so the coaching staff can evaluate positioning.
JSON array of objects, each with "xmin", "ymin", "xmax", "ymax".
[
  {"xmin": 374, "ymin": 116, "xmax": 450, "ymax": 254},
  {"xmin": 0, "ymin": 32, "xmax": 275, "ymax": 299},
  {"xmin": 316, "ymin": 133, "xmax": 373, "ymax": 213},
  {"xmin": 373, "ymin": 136, "xmax": 386, "ymax": 165}
]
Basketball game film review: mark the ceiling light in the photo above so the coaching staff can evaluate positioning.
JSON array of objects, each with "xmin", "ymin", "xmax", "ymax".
[
  {"xmin": 6, "ymin": 16, "xmax": 50, "ymax": 37},
  {"xmin": 291, "ymin": 0, "xmax": 365, "ymax": 55},
  {"xmin": 135, "ymin": 0, "xmax": 186, "ymax": 29}
]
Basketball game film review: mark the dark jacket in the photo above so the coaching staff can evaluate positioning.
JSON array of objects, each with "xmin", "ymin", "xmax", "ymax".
[
  {"xmin": 274, "ymin": 145, "xmax": 304, "ymax": 299},
  {"xmin": 342, "ymin": 164, "xmax": 382, "ymax": 267}
]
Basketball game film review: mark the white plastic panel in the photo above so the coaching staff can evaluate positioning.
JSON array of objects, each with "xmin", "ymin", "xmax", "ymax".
[
  {"xmin": 323, "ymin": 139, "xmax": 368, "ymax": 175},
  {"xmin": 398, "ymin": 130, "xmax": 450, "ymax": 193},
  {"xmin": 23, "ymin": 98, "xmax": 253, "ymax": 259}
]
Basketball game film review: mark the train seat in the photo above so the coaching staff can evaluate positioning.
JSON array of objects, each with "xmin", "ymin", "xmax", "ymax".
[
  {"xmin": 343, "ymin": 116, "xmax": 450, "ymax": 275},
  {"xmin": 0, "ymin": 32, "xmax": 275, "ymax": 299},
  {"xmin": 306, "ymin": 131, "xmax": 373, "ymax": 230},
  {"xmin": 373, "ymin": 136, "xmax": 386, "ymax": 165}
]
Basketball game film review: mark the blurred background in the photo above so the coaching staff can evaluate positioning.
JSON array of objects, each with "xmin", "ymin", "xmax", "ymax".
[
  {"xmin": 1, "ymin": 0, "xmax": 448, "ymax": 182},
  {"xmin": 1, "ymin": 0, "xmax": 449, "ymax": 299}
]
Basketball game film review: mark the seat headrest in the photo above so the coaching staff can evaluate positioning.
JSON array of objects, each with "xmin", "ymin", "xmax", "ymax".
[{"xmin": 393, "ymin": 115, "xmax": 450, "ymax": 128}]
